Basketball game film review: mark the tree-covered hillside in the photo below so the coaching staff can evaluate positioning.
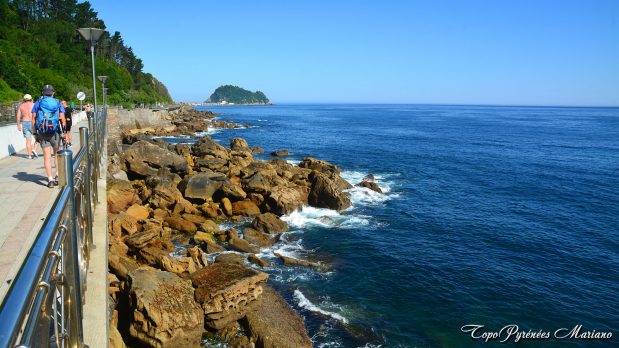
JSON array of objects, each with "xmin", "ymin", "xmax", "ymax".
[
  {"xmin": 207, "ymin": 85, "xmax": 270, "ymax": 104},
  {"xmin": 0, "ymin": 0, "xmax": 172, "ymax": 105}
]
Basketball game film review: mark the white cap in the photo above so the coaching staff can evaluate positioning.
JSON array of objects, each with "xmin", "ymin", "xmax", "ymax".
[{"xmin": 23, "ymin": 94, "xmax": 32, "ymax": 101}]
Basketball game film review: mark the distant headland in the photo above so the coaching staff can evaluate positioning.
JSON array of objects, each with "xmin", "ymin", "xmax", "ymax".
[{"xmin": 204, "ymin": 85, "xmax": 271, "ymax": 105}]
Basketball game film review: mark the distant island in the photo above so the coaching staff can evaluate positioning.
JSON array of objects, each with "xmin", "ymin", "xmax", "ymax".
[{"xmin": 205, "ymin": 85, "xmax": 271, "ymax": 105}]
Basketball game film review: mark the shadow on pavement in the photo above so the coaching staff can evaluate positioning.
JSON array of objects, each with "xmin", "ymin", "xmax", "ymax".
[{"xmin": 13, "ymin": 171, "xmax": 48, "ymax": 186}]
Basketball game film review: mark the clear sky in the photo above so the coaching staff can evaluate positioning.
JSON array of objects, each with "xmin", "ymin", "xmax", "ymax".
[{"xmin": 88, "ymin": 0, "xmax": 618, "ymax": 106}]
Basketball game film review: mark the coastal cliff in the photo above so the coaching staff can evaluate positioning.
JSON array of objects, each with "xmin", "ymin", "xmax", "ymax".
[{"xmin": 106, "ymin": 105, "xmax": 370, "ymax": 347}]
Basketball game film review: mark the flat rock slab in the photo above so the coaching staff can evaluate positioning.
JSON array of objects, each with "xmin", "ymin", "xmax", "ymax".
[
  {"xmin": 127, "ymin": 269, "xmax": 204, "ymax": 348},
  {"xmin": 243, "ymin": 285, "xmax": 312, "ymax": 348}
]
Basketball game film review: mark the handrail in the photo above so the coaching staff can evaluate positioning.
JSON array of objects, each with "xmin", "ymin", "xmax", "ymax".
[{"xmin": 0, "ymin": 108, "xmax": 107, "ymax": 348}]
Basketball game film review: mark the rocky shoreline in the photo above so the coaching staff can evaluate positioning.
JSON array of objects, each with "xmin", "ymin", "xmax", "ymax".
[{"xmin": 106, "ymin": 105, "xmax": 381, "ymax": 348}]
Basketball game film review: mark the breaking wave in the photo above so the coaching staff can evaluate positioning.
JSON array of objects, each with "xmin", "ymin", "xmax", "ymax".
[{"xmin": 294, "ymin": 290, "xmax": 349, "ymax": 324}]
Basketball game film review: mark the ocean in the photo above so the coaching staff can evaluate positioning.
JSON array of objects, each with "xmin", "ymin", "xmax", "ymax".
[{"xmin": 186, "ymin": 104, "xmax": 619, "ymax": 347}]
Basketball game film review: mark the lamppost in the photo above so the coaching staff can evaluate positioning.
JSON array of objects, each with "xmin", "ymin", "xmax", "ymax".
[
  {"xmin": 78, "ymin": 27, "xmax": 104, "ymax": 121},
  {"xmin": 98, "ymin": 75, "xmax": 108, "ymax": 110}
]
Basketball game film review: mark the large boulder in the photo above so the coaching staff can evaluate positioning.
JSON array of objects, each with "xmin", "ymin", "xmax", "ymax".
[
  {"xmin": 242, "ymin": 173, "xmax": 271, "ymax": 194},
  {"xmin": 190, "ymin": 263, "xmax": 268, "ymax": 330},
  {"xmin": 243, "ymin": 285, "xmax": 312, "ymax": 348},
  {"xmin": 149, "ymin": 180, "xmax": 189, "ymax": 210},
  {"xmin": 192, "ymin": 136, "xmax": 230, "ymax": 160},
  {"xmin": 228, "ymin": 237, "xmax": 261, "ymax": 254},
  {"xmin": 231, "ymin": 200, "xmax": 261, "ymax": 216},
  {"xmin": 219, "ymin": 182, "xmax": 247, "ymax": 200},
  {"xmin": 308, "ymin": 172, "xmax": 351, "ymax": 211},
  {"xmin": 252, "ymin": 213, "xmax": 289, "ymax": 234},
  {"xmin": 126, "ymin": 269, "xmax": 204, "ymax": 348},
  {"xmin": 265, "ymin": 186, "xmax": 307, "ymax": 215},
  {"xmin": 270, "ymin": 149, "xmax": 289, "ymax": 157},
  {"xmin": 123, "ymin": 141, "xmax": 188, "ymax": 178},
  {"xmin": 183, "ymin": 173, "xmax": 227, "ymax": 201},
  {"xmin": 164, "ymin": 216, "xmax": 197, "ymax": 233},
  {"xmin": 230, "ymin": 137, "xmax": 250, "ymax": 152}
]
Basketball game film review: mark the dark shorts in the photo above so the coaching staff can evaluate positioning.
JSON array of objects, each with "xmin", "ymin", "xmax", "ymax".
[
  {"xmin": 39, "ymin": 132, "xmax": 62, "ymax": 149},
  {"xmin": 66, "ymin": 120, "xmax": 72, "ymax": 132}
]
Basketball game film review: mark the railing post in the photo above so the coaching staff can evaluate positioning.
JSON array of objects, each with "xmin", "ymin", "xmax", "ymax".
[
  {"xmin": 58, "ymin": 150, "xmax": 85, "ymax": 348},
  {"xmin": 80, "ymin": 127, "xmax": 94, "ymax": 248}
]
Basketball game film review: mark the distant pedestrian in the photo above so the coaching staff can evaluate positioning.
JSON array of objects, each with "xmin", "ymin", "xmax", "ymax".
[
  {"xmin": 85, "ymin": 104, "xmax": 93, "ymax": 119},
  {"xmin": 32, "ymin": 85, "xmax": 66, "ymax": 188},
  {"xmin": 61, "ymin": 100, "xmax": 73, "ymax": 146},
  {"xmin": 16, "ymin": 94, "xmax": 36, "ymax": 159}
]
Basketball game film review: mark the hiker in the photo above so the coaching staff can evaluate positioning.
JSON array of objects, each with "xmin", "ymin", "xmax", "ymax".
[
  {"xmin": 16, "ymin": 94, "xmax": 36, "ymax": 159},
  {"xmin": 61, "ymin": 100, "xmax": 73, "ymax": 146},
  {"xmin": 32, "ymin": 85, "xmax": 66, "ymax": 188}
]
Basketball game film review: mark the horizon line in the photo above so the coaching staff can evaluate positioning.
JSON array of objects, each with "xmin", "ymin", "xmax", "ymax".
[{"xmin": 182, "ymin": 101, "xmax": 619, "ymax": 109}]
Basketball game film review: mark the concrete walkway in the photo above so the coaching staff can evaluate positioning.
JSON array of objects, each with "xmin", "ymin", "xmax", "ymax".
[{"xmin": 0, "ymin": 120, "xmax": 88, "ymax": 301}]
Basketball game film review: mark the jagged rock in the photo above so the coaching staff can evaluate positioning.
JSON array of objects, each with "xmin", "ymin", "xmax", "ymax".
[
  {"xmin": 270, "ymin": 149, "xmax": 289, "ymax": 157},
  {"xmin": 265, "ymin": 186, "xmax": 307, "ymax": 215},
  {"xmin": 164, "ymin": 216, "xmax": 197, "ymax": 233},
  {"xmin": 199, "ymin": 203, "xmax": 221, "ymax": 218},
  {"xmin": 220, "ymin": 182, "xmax": 247, "ymax": 200},
  {"xmin": 110, "ymin": 212, "xmax": 140, "ymax": 236},
  {"xmin": 201, "ymin": 220, "xmax": 220, "ymax": 233},
  {"xmin": 159, "ymin": 255, "xmax": 196, "ymax": 275},
  {"xmin": 196, "ymin": 157, "xmax": 228, "ymax": 171},
  {"xmin": 240, "ymin": 162, "xmax": 277, "ymax": 179},
  {"xmin": 226, "ymin": 228, "xmax": 239, "ymax": 241},
  {"xmin": 248, "ymin": 254, "xmax": 270, "ymax": 268},
  {"xmin": 230, "ymin": 138, "xmax": 250, "ymax": 152},
  {"xmin": 231, "ymin": 200, "xmax": 261, "ymax": 216},
  {"xmin": 109, "ymin": 323, "xmax": 126, "ymax": 348},
  {"xmin": 248, "ymin": 193, "xmax": 265, "ymax": 206},
  {"xmin": 308, "ymin": 171, "xmax": 351, "ymax": 211},
  {"xmin": 190, "ymin": 263, "xmax": 268, "ymax": 330},
  {"xmin": 126, "ymin": 204, "xmax": 150, "ymax": 221},
  {"xmin": 299, "ymin": 157, "xmax": 341, "ymax": 175},
  {"xmin": 186, "ymin": 246, "xmax": 208, "ymax": 268},
  {"xmin": 242, "ymin": 173, "xmax": 271, "ymax": 194},
  {"xmin": 108, "ymin": 180, "xmax": 140, "ymax": 214},
  {"xmin": 228, "ymin": 237, "xmax": 261, "ymax": 254},
  {"xmin": 182, "ymin": 213, "xmax": 207, "ymax": 224},
  {"xmin": 109, "ymin": 253, "xmax": 139, "ymax": 281},
  {"xmin": 356, "ymin": 180, "xmax": 383, "ymax": 193},
  {"xmin": 243, "ymin": 285, "xmax": 312, "ymax": 348},
  {"xmin": 149, "ymin": 180, "xmax": 187, "ymax": 210},
  {"xmin": 127, "ymin": 269, "xmax": 204, "ymax": 347},
  {"xmin": 274, "ymin": 252, "xmax": 323, "ymax": 270},
  {"xmin": 125, "ymin": 229, "xmax": 159, "ymax": 249},
  {"xmin": 183, "ymin": 172, "xmax": 227, "ymax": 201},
  {"xmin": 215, "ymin": 253, "xmax": 245, "ymax": 266},
  {"xmin": 221, "ymin": 197, "xmax": 233, "ymax": 216},
  {"xmin": 192, "ymin": 136, "xmax": 230, "ymax": 160},
  {"xmin": 363, "ymin": 174, "xmax": 375, "ymax": 182},
  {"xmin": 193, "ymin": 231, "xmax": 216, "ymax": 245},
  {"xmin": 123, "ymin": 141, "xmax": 188, "ymax": 178},
  {"xmin": 252, "ymin": 213, "xmax": 289, "ymax": 234},
  {"xmin": 251, "ymin": 146, "xmax": 264, "ymax": 154},
  {"xmin": 242, "ymin": 228, "xmax": 279, "ymax": 247}
]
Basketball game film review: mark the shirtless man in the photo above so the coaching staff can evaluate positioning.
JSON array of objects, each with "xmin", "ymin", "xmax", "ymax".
[{"xmin": 16, "ymin": 94, "xmax": 36, "ymax": 159}]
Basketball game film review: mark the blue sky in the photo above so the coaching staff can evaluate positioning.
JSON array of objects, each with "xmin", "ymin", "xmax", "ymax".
[{"xmin": 88, "ymin": 0, "xmax": 618, "ymax": 106}]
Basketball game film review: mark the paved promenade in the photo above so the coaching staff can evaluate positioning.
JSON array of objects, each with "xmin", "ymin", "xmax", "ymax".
[{"xmin": 0, "ymin": 121, "xmax": 87, "ymax": 300}]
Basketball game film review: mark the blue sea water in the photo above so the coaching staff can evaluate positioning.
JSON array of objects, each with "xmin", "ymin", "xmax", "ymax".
[{"xmin": 194, "ymin": 104, "xmax": 619, "ymax": 347}]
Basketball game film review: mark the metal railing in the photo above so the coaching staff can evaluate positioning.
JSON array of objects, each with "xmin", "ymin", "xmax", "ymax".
[{"xmin": 0, "ymin": 107, "xmax": 107, "ymax": 348}]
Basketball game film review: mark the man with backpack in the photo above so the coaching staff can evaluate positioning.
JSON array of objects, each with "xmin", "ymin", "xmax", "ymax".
[{"xmin": 32, "ymin": 84, "xmax": 66, "ymax": 188}]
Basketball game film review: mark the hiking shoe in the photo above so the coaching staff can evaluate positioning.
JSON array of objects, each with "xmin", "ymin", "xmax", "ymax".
[
  {"xmin": 47, "ymin": 180, "xmax": 55, "ymax": 188},
  {"xmin": 53, "ymin": 176, "xmax": 59, "ymax": 186}
]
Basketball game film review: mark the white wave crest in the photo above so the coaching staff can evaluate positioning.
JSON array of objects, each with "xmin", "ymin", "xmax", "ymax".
[
  {"xmin": 282, "ymin": 206, "xmax": 369, "ymax": 229},
  {"xmin": 294, "ymin": 290, "xmax": 349, "ymax": 323}
]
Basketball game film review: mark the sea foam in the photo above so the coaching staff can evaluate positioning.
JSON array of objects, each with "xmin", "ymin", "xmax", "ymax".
[
  {"xmin": 282, "ymin": 206, "xmax": 370, "ymax": 229},
  {"xmin": 294, "ymin": 290, "xmax": 349, "ymax": 324}
]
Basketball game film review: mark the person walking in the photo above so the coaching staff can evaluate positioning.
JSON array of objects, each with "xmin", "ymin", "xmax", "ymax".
[
  {"xmin": 16, "ymin": 94, "xmax": 36, "ymax": 159},
  {"xmin": 32, "ymin": 85, "xmax": 66, "ymax": 188},
  {"xmin": 85, "ymin": 103, "xmax": 92, "ymax": 119},
  {"xmin": 61, "ymin": 100, "xmax": 73, "ymax": 146}
]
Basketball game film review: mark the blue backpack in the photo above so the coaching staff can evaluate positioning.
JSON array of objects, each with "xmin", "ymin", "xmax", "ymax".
[{"xmin": 35, "ymin": 97, "xmax": 62, "ymax": 135}]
